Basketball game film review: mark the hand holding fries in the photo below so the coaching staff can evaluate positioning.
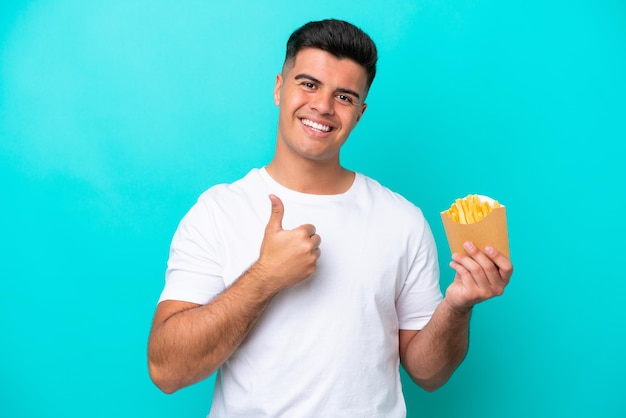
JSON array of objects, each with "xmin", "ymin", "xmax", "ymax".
[
  {"xmin": 440, "ymin": 194, "xmax": 513, "ymax": 311},
  {"xmin": 445, "ymin": 241, "xmax": 513, "ymax": 313}
]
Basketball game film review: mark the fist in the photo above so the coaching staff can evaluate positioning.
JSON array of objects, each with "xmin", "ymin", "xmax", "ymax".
[{"xmin": 255, "ymin": 194, "xmax": 321, "ymax": 291}]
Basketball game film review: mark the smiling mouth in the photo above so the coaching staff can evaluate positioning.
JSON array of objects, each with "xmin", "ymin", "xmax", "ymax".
[{"xmin": 301, "ymin": 118, "xmax": 333, "ymax": 133}]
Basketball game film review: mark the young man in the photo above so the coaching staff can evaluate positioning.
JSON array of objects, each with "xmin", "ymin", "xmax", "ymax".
[{"xmin": 148, "ymin": 19, "xmax": 513, "ymax": 417}]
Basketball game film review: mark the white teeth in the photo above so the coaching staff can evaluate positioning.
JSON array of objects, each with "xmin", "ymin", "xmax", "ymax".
[{"xmin": 302, "ymin": 119, "xmax": 331, "ymax": 132}]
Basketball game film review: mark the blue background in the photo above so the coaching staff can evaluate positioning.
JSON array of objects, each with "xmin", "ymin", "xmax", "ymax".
[{"xmin": 2, "ymin": 1, "xmax": 625, "ymax": 417}]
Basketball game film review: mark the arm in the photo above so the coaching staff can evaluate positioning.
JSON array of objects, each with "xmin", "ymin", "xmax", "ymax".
[
  {"xmin": 400, "ymin": 241, "xmax": 513, "ymax": 392},
  {"xmin": 148, "ymin": 195, "xmax": 321, "ymax": 393}
]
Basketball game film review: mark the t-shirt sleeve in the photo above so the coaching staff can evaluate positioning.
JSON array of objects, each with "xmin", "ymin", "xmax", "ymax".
[
  {"xmin": 396, "ymin": 212, "xmax": 443, "ymax": 330},
  {"xmin": 158, "ymin": 196, "xmax": 226, "ymax": 305}
]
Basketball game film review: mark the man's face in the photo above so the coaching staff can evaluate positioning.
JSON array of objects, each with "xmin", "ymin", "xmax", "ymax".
[{"xmin": 273, "ymin": 48, "xmax": 369, "ymax": 165}]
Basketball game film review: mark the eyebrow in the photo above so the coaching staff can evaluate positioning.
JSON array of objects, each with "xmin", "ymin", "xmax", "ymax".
[{"xmin": 294, "ymin": 73, "xmax": 362, "ymax": 101}]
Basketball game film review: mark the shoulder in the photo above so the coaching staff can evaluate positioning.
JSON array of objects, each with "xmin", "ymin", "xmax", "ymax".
[
  {"xmin": 199, "ymin": 168, "xmax": 264, "ymax": 201},
  {"xmin": 179, "ymin": 168, "xmax": 266, "ymax": 226},
  {"xmin": 355, "ymin": 174, "xmax": 437, "ymax": 258},
  {"xmin": 357, "ymin": 173, "xmax": 426, "ymax": 222},
  {"xmin": 193, "ymin": 168, "xmax": 268, "ymax": 211}
]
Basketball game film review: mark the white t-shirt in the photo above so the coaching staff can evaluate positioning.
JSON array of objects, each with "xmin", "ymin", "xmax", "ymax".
[{"xmin": 160, "ymin": 168, "xmax": 443, "ymax": 417}]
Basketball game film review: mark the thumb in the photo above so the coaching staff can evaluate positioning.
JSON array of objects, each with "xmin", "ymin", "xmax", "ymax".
[{"xmin": 266, "ymin": 194, "xmax": 284, "ymax": 231}]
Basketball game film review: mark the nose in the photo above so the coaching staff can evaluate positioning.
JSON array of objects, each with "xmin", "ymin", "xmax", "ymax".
[{"xmin": 309, "ymin": 91, "xmax": 334, "ymax": 115}]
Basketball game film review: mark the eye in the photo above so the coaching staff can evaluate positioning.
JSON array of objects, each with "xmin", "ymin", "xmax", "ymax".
[
  {"xmin": 337, "ymin": 94, "xmax": 354, "ymax": 103},
  {"xmin": 302, "ymin": 82, "xmax": 316, "ymax": 89}
]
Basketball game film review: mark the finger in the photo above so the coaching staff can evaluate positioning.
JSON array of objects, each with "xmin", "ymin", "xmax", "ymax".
[
  {"xmin": 456, "ymin": 242, "xmax": 509, "ymax": 295},
  {"xmin": 301, "ymin": 223, "xmax": 317, "ymax": 237},
  {"xmin": 462, "ymin": 242, "xmax": 502, "ymax": 279},
  {"xmin": 484, "ymin": 246, "xmax": 514, "ymax": 282},
  {"xmin": 449, "ymin": 256, "xmax": 490, "ymax": 290},
  {"xmin": 448, "ymin": 260, "xmax": 469, "ymax": 277},
  {"xmin": 266, "ymin": 194, "xmax": 284, "ymax": 231},
  {"xmin": 310, "ymin": 233, "xmax": 322, "ymax": 248}
]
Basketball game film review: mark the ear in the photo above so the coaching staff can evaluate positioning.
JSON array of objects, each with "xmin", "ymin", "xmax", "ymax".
[
  {"xmin": 355, "ymin": 103, "xmax": 367, "ymax": 123},
  {"xmin": 273, "ymin": 74, "xmax": 283, "ymax": 106}
]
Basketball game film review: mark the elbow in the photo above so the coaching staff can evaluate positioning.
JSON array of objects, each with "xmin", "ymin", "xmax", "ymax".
[
  {"xmin": 403, "ymin": 359, "xmax": 457, "ymax": 392},
  {"xmin": 410, "ymin": 373, "xmax": 449, "ymax": 393},
  {"xmin": 148, "ymin": 360, "xmax": 182, "ymax": 395},
  {"xmin": 405, "ymin": 354, "xmax": 468, "ymax": 392},
  {"xmin": 418, "ymin": 378, "xmax": 447, "ymax": 393},
  {"xmin": 148, "ymin": 357, "xmax": 216, "ymax": 394}
]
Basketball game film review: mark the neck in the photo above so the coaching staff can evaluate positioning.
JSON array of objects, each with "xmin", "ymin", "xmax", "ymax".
[{"xmin": 265, "ymin": 158, "xmax": 355, "ymax": 195}]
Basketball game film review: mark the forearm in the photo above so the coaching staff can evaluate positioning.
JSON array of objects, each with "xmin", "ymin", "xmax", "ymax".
[
  {"xmin": 149, "ymin": 194, "xmax": 321, "ymax": 393},
  {"xmin": 401, "ymin": 298, "xmax": 471, "ymax": 392},
  {"xmin": 148, "ymin": 266, "xmax": 279, "ymax": 393}
]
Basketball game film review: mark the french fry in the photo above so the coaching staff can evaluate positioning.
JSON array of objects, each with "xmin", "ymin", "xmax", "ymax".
[{"xmin": 443, "ymin": 194, "xmax": 501, "ymax": 225}]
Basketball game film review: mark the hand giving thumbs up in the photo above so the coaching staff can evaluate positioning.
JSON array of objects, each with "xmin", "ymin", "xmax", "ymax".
[{"xmin": 255, "ymin": 194, "xmax": 321, "ymax": 292}]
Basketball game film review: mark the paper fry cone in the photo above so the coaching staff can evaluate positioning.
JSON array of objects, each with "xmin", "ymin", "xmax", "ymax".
[{"xmin": 440, "ymin": 195, "xmax": 510, "ymax": 259}]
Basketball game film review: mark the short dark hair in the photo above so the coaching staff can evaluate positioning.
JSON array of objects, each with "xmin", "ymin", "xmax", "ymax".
[{"xmin": 284, "ymin": 19, "xmax": 378, "ymax": 89}]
